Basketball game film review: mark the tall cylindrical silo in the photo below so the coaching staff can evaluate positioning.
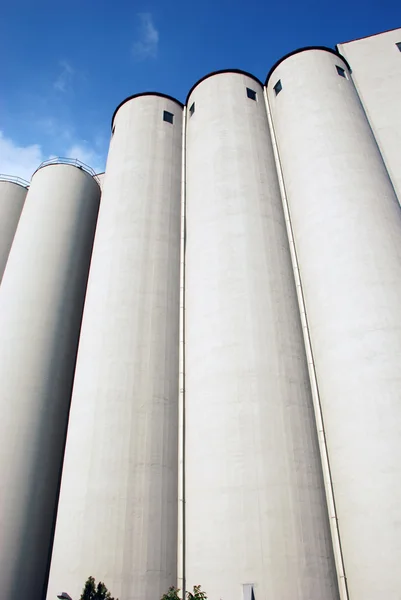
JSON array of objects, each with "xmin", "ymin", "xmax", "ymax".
[
  {"xmin": 46, "ymin": 93, "xmax": 183, "ymax": 600},
  {"xmin": 266, "ymin": 47, "xmax": 401, "ymax": 600},
  {"xmin": 0, "ymin": 176, "xmax": 28, "ymax": 281},
  {"xmin": 0, "ymin": 162, "xmax": 100, "ymax": 600},
  {"xmin": 185, "ymin": 70, "xmax": 339, "ymax": 600}
]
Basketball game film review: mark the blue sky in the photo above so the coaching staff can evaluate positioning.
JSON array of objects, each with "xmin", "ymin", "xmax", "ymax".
[{"xmin": 1, "ymin": 0, "xmax": 399, "ymax": 179}]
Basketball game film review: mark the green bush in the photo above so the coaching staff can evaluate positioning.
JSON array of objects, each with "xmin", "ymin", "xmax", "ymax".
[
  {"xmin": 161, "ymin": 586, "xmax": 181, "ymax": 600},
  {"xmin": 80, "ymin": 576, "xmax": 118, "ymax": 600},
  {"xmin": 187, "ymin": 585, "xmax": 208, "ymax": 600},
  {"xmin": 161, "ymin": 585, "xmax": 208, "ymax": 600}
]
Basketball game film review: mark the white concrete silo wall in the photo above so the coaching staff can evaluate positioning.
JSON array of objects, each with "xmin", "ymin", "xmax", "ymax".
[
  {"xmin": 46, "ymin": 95, "xmax": 183, "ymax": 600},
  {"xmin": 338, "ymin": 28, "xmax": 401, "ymax": 204},
  {"xmin": 267, "ymin": 49, "xmax": 401, "ymax": 600},
  {"xmin": 185, "ymin": 72, "xmax": 338, "ymax": 600},
  {"xmin": 0, "ymin": 164, "xmax": 100, "ymax": 600},
  {"xmin": 0, "ymin": 181, "xmax": 27, "ymax": 281}
]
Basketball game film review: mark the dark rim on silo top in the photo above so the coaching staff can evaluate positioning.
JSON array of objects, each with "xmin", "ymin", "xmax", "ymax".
[
  {"xmin": 186, "ymin": 69, "xmax": 263, "ymax": 104},
  {"xmin": 111, "ymin": 92, "xmax": 184, "ymax": 129},
  {"xmin": 265, "ymin": 46, "xmax": 352, "ymax": 85}
]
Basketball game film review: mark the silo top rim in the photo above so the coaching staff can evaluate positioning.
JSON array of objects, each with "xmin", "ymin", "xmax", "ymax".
[
  {"xmin": 111, "ymin": 92, "xmax": 184, "ymax": 129},
  {"xmin": 32, "ymin": 158, "xmax": 101, "ymax": 190},
  {"xmin": 186, "ymin": 69, "xmax": 263, "ymax": 104},
  {"xmin": 265, "ymin": 46, "xmax": 351, "ymax": 85},
  {"xmin": 0, "ymin": 174, "xmax": 30, "ymax": 189}
]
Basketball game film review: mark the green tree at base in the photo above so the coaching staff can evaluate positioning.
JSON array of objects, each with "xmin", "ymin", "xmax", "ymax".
[
  {"xmin": 187, "ymin": 586, "xmax": 207, "ymax": 600},
  {"xmin": 80, "ymin": 576, "xmax": 118, "ymax": 600},
  {"xmin": 161, "ymin": 586, "xmax": 181, "ymax": 600},
  {"xmin": 161, "ymin": 585, "xmax": 207, "ymax": 600}
]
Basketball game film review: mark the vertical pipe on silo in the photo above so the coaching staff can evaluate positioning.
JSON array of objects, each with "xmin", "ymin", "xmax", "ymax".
[
  {"xmin": 267, "ymin": 47, "xmax": 401, "ymax": 600},
  {"xmin": 0, "ymin": 163, "xmax": 100, "ymax": 600},
  {"xmin": 263, "ymin": 86, "xmax": 349, "ymax": 600},
  {"xmin": 177, "ymin": 106, "xmax": 187, "ymax": 598},
  {"xmin": 0, "ymin": 179, "xmax": 28, "ymax": 281},
  {"xmin": 185, "ymin": 70, "xmax": 339, "ymax": 600},
  {"xmin": 46, "ymin": 94, "xmax": 183, "ymax": 600}
]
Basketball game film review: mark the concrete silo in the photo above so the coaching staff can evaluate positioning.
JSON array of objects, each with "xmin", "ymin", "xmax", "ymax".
[
  {"xmin": 0, "ymin": 176, "xmax": 28, "ymax": 281},
  {"xmin": 266, "ymin": 47, "xmax": 401, "ymax": 600},
  {"xmin": 46, "ymin": 94, "xmax": 183, "ymax": 600},
  {"xmin": 0, "ymin": 161, "xmax": 100, "ymax": 600},
  {"xmin": 338, "ymin": 28, "xmax": 401, "ymax": 204},
  {"xmin": 185, "ymin": 70, "xmax": 338, "ymax": 600},
  {"xmin": 95, "ymin": 171, "xmax": 105, "ymax": 190}
]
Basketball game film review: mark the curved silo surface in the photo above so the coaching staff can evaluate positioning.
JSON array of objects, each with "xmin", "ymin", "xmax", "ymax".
[
  {"xmin": 0, "ymin": 177, "xmax": 28, "ymax": 281},
  {"xmin": 95, "ymin": 171, "xmax": 105, "ymax": 190},
  {"xmin": 0, "ymin": 162, "xmax": 100, "ymax": 600},
  {"xmin": 46, "ymin": 94, "xmax": 183, "ymax": 600},
  {"xmin": 267, "ymin": 48, "xmax": 401, "ymax": 600},
  {"xmin": 185, "ymin": 71, "xmax": 338, "ymax": 600}
]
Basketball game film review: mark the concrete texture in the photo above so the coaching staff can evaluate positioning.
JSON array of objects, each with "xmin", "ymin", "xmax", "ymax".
[
  {"xmin": 0, "ymin": 180, "xmax": 27, "ymax": 282},
  {"xmin": 185, "ymin": 71, "xmax": 339, "ymax": 600},
  {"xmin": 0, "ymin": 164, "xmax": 100, "ymax": 600},
  {"xmin": 267, "ymin": 48, "xmax": 401, "ymax": 600},
  {"xmin": 1, "ymin": 28, "xmax": 399, "ymax": 600},
  {"xmin": 338, "ymin": 28, "xmax": 401, "ymax": 203},
  {"xmin": 95, "ymin": 172, "xmax": 105, "ymax": 190},
  {"xmin": 46, "ymin": 95, "xmax": 183, "ymax": 600}
]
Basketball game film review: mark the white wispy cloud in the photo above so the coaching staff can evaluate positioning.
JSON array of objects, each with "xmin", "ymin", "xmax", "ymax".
[
  {"xmin": 66, "ymin": 143, "xmax": 105, "ymax": 174},
  {"xmin": 0, "ymin": 131, "xmax": 45, "ymax": 180},
  {"xmin": 54, "ymin": 60, "xmax": 75, "ymax": 93},
  {"xmin": 2, "ymin": 62, "xmax": 106, "ymax": 180},
  {"xmin": 0, "ymin": 131, "xmax": 106, "ymax": 181},
  {"xmin": 38, "ymin": 117, "xmax": 73, "ymax": 141},
  {"xmin": 132, "ymin": 13, "xmax": 159, "ymax": 60}
]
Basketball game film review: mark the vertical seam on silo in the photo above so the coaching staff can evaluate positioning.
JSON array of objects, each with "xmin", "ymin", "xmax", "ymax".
[
  {"xmin": 263, "ymin": 86, "xmax": 350, "ymax": 600},
  {"xmin": 178, "ymin": 105, "xmax": 187, "ymax": 599},
  {"xmin": 346, "ymin": 63, "xmax": 400, "ymax": 202}
]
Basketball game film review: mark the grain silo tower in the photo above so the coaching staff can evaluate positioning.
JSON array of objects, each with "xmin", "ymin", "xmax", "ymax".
[
  {"xmin": 0, "ymin": 160, "xmax": 100, "ymax": 600},
  {"xmin": 267, "ymin": 47, "xmax": 401, "ymax": 600},
  {"xmin": 0, "ymin": 175, "xmax": 28, "ymax": 281},
  {"xmin": 46, "ymin": 94, "xmax": 183, "ymax": 600},
  {"xmin": 184, "ymin": 70, "xmax": 339, "ymax": 600}
]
